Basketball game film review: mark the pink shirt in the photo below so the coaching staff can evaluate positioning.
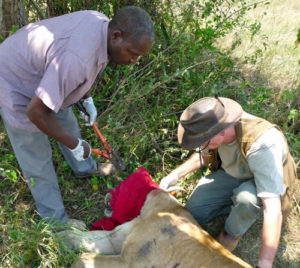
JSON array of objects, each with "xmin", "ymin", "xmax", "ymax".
[{"xmin": 0, "ymin": 11, "xmax": 109, "ymax": 131}]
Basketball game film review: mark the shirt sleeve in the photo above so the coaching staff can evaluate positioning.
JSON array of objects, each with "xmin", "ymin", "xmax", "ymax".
[
  {"xmin": 35, "ymin": 51, "xmax": 86, "ymax": 112},
  {"xmin": 246, "ymin": 127, "xmax": 286, "ymax": 198}
]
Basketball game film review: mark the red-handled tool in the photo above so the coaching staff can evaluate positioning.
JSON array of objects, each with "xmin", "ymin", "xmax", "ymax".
[{"xmin": 76, "ymin": 101, "xmax": 126, "ymax": 171}]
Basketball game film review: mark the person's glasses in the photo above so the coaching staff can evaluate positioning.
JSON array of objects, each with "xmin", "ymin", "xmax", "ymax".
[{"xmin": 199, "ymin": 140, "xmax": 210, "ymax": 151}]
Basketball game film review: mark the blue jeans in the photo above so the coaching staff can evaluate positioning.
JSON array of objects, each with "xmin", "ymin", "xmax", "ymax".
[{"xmin": 185, "ymin": 169, "xmax": 262, "ymax": 236}]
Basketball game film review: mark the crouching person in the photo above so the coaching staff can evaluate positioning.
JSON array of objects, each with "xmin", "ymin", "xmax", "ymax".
[{"xmin": 160, "ymin": 96, "xmax": 297, "ymax": 268}]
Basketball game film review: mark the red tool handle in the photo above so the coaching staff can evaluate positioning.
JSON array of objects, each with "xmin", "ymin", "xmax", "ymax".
[
  {"xmin": 92, "ymin": 123, "xmax": 112, "ymax": 154},
  {"xmin": 75, "ymin": 101, "xmax": 125, "ymax": 170},
  {"xmin": 91, "ymin": 148, "xmax": 110, "ymax": 159}
]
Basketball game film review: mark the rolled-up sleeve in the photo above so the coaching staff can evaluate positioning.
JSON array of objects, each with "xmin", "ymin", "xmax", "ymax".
[{"xmin": 246, "ymin": 128, "xmax": 286, "ymax": 198}]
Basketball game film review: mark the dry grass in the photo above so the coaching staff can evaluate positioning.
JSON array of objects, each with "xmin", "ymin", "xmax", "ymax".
[
  {"xmin": 214, "ymin": 0, "xmax": 300, "ymax": 266},
  {"xmin": 218, "ymin": 0, "xmax": 300, "ymax": 91},
  {"xmin": 236, "ymin": 181, "xmax": 300, "ymax": 267}
]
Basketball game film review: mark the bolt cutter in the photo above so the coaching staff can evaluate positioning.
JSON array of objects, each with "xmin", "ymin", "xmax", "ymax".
[{"xmin": 76, "ymin": 101, "xmax": 126, "ymax": 171}]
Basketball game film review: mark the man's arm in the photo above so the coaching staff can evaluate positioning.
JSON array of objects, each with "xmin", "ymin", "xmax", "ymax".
[
  {"xmin": 257, "ymin": 196, "xmax": 282, "ymax": 268},
  {"xmin": 174, "ymin": 152, "xmax": 208, "ymax": 179},
  {"xmin": 26, "ymin": 95, "xmax": 89, "ymax": 157},
  {"xmin": 160, "ymin": 151, "xmax": 209, "ymax": 190}
]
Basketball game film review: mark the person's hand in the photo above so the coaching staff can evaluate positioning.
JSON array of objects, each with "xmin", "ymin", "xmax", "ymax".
[
  {"xmin": 81, "ymin": 97, "xmax": 97, "ymax": 126},
  {"xmin": 159, "ymin": 171, "xmax": 179, "ymax": 190},
  {"xmin": 69, "ymin": 138, "xmax": 91, "ymax": 161}
]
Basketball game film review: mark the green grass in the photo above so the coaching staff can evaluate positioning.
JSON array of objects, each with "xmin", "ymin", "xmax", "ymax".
[{"xmin": 0, "ymin": 0, "xmax": 299, "ymax": 267}]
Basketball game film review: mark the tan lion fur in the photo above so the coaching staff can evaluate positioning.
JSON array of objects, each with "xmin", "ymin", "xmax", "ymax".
[{"xmin": 63, "ymin": 189, "xmax": 252, "ymax": 268}]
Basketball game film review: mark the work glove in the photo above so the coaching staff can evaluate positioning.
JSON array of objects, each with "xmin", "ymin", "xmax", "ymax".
[
  {"xmin": 159, "ymin": 171, "xmax": 179, "ymax": 190},
  {"xmin": 80, "ymin": 97, "xmax": 97, "ymax": 126},
  {"xmin": 69, "ymin": 138, "xmax": 91, "ymax": 161}
]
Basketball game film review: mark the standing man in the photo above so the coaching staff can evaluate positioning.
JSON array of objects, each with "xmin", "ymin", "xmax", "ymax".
[
  {"xmin": 160, "ymin": 96, "xmax": 297, "ymax": 268},
  {"xmin": 0, "ymin": 6, "xmax": 154, "ymax": 223}
]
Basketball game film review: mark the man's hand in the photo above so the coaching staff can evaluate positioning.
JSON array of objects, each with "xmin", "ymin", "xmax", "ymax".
[
  {"xmin": 159, "ymin": 171, "xmax": 179, "ymax": 190},
  {"xmin": 81, "ymin": 97, "xmax": 97, "ymax": 125},
  {"xmin": 69, "ymin": 138, "xmax": 91, "ymax": 161},
  {"xmin": 159, "ymin": 152, "xmax": 209, "ymax": 190}
]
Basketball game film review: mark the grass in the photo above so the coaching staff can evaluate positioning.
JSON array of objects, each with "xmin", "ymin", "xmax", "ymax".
[
  {"xmin": 218, "ymin": 0, "xmax": 300, "ymax": 91},
  {"xmin": 214, "ymin": 0, "xmax": 300, "ymax": 266},
  {"xmin": 0, "ymin": 0, "xmax": 299, "ymax": 267}
]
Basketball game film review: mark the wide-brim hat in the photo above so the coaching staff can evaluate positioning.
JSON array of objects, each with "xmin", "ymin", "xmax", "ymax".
[{"xmin": 178, "ymin": 96, "xmax": 243, "ymax": 150}]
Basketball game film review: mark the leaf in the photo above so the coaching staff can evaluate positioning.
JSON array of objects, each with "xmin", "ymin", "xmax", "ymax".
[
  {"xmin": 4, "ymin": 170, "xmax": 17, "ymax": 182},
  {"xmin": 91, "ymin": 176, "xmax": 98, "ymax": 191},
  {"xmin": 30, "ymin": 177, "xmax": 35, "ymax": 186},
  {"xmin": 288, "ymin": 109, "xmax": 299, "ymax": 121},
  {"xmin": 92, "ymin": 184, "xmax": 98, "ymax": 191},
  {"xmin": 161, "ymin": 21, "xmax": 170, "ymax": 46},
  {"xmin": 106, "ymin": 181, "xmax": 113, "ymax": 189}
]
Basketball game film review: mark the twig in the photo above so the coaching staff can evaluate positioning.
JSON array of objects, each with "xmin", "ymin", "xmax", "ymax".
[
  {"xmin": 104, "ymin": 26, "xmax": 190, "ymax": 114},
  {"xmin": 220, "ymin": 0, "xmax": 268, "ymax": 25},
  {"xmin": 129, "ymin": 103, "xmax": 164, "ymax": 154},
  {"xmin": 29, "ymin": 0, "xmax": 45, "ymax": 20},
  {"xmin": 129, "ymin": 58, "xmax": 216, "ymax": 101},
  {"xmin": 292, "ymin": 194, "xmax": 300, "ymax": 214},
  {"xmin": 101, "ymin": 58, "xmax": 216, "ymax": 118}
]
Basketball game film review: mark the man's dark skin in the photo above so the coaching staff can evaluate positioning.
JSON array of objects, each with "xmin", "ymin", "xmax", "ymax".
[{"xmin": 26, "ymin": 29, "xmax": 153, "ymax": 158}]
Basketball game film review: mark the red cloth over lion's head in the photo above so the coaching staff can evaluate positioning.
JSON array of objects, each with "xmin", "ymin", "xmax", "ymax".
[{"xmin": 91, "ymin": 167, "xmax": 159, "ymax": 231}]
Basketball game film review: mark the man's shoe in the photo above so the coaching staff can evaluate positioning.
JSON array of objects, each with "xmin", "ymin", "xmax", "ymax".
[
  {"xmin": 94, "ymin": 162, "xmax": 116, "ymax": 176},
  {"xmin": 217, "ymin": 229, "xmax": 242, "ymax": 251},
  {"xmin": 76, "ymin": 162, "xmax": 116, "ymax": 178}
]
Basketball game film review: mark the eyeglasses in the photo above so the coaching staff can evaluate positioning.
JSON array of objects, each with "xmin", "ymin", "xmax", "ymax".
[{"xmin": 199, "ymin": 140, "xmax": 210, "ymax": 151}]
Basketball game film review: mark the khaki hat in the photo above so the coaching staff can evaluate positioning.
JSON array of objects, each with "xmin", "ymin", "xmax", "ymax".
[{"xmin": 177, "ymin": 96, "xmax": 243, "ymax": 150}]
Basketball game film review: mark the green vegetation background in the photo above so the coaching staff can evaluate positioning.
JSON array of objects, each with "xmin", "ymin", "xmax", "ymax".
[{"xmin": 0, "ymin": 0, "xmax": 299, "ymax": 267}]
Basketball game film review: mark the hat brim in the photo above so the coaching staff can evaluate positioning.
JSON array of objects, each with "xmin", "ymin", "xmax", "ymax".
[{"xmin": 178, "ymin": 97, "xmax": 243, "ymax": 150}]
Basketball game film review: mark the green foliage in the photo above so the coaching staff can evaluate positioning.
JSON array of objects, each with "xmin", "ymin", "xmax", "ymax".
[
  {"xmin": 0, "ymin": 25, "xmax": 19, "ymax": 43},
  {"xmin": 24, "ymin": 0, "xmax": 161, "ymax": 21},
  {"xmin": 0, "ymin": 207, "xmax": 77, "ymax": 267},
  {"xmin": 288, "ymin": 109, "xmax": 299, "ymax": 123},
  {"xmin": 10, "ymin": 25, "xmax": 19, "ymax": 34},
  {"xmin": 91, "ymin": 175, "xmax": 98, "ymax": 190},
  {"xmin": 296, "ymin": 28, "xmax": 300, "ymax": 43},
  {"xmin": 85, "ymin": 0, "xmax": 264, "ymax": 178},
  {"xmin": 0, "ymin": 153, "xmax": 19, "ymax": 185}
]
